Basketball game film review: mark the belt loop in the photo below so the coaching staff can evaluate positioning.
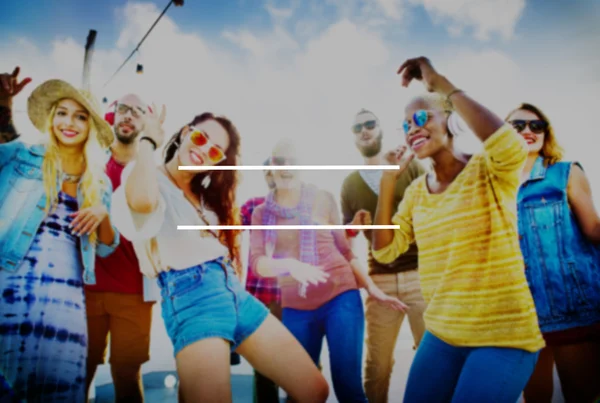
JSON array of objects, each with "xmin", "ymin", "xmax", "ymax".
[{"xmin": 219, "ymin": 258, "xmax": 239, "ymax": 313}]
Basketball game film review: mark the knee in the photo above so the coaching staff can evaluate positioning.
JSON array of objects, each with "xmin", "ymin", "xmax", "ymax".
[
  {"xmin": 297, "ymin": 375, "xmax": 328, "ymax": 403},
  {"xmin": 312, "ymin": 378, "xmax": 329, "ymax": 403},
  {"xmin": 111, "ymin": 363, "xmax": 143, "ymax": 382},
  {"xmin": 365, "ymin": 356, "xmax": 393, "ymax": 380}
]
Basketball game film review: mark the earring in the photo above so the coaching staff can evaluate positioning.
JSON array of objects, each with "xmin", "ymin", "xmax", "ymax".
[{"xmin": 202, "ymin": 175, "xmax": 211, "ymax": 188}]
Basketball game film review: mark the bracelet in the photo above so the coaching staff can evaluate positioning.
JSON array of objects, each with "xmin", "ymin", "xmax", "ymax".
[
  {"xmin": 346, "ymin": 228, "xmax": 359, "ymax": 238},
  {"xmin": 140, "ymin": 136, "xmax": 157, "ymax": 150},
  {"xmin": 446, "ymin": 89, "xmax": 464, "ymax": 104}
]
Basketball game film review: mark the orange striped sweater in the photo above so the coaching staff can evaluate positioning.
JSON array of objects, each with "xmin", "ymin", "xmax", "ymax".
[{"xmin": 373, "ymin": 124, "xmax": 545, "ymax": 352}]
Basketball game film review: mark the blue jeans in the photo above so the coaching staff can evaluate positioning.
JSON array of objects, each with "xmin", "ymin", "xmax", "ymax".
[
  {"xmin": 157, "ymin": 257, "xmax": 269, "ymax": 356},
  {"xmin": 404, "ymin": 331, "xmax": 539, "ymax": 403},
  {"xmin": 283, "ymin": 289, "xmax": 367, "ymax": 403}
]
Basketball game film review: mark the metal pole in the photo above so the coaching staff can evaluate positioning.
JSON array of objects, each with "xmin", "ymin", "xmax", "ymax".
[{"xmin": 82, "ymin": 29, "xmax": 97, "ymax": 91}]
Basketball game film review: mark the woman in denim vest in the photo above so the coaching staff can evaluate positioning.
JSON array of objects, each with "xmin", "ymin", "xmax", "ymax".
[
  {"xmin": 508, "ymin": 103, "xmax": 600, "ymax": 403},
  {"xmin": 0, "ymin": 67, "xmax": 119, "ymax": 402}
]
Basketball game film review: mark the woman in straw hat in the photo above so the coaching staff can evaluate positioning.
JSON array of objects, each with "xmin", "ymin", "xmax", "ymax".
[{"xmin": 0, "ymin": 67, "xmax": 119, "ymax": 402}]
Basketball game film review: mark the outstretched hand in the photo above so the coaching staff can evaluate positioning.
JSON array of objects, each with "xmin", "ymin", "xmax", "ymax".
[
  {"xmin": 0, "ymin": 67, "xmax": 32, "ymax": 102},
  {"xmin": 367, "ymin": 284, "xmax": 409, "ymax": 312},
  {"xmin": 288, "ymin": 260, "xmax": 330, "ymax": 287}
]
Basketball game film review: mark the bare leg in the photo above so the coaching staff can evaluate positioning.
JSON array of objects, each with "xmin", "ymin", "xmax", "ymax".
[
  {"xmin": 175, "ymin": 337, "xmax": 232, "ymax": 403},
  {"xmin": 85, "ymin": 363, "xmax": 99, "ymax": 402},
  {"xmin": 553, "ymin": 341, "xmax": 600, "ymax": 403},
  {"xmin": 111, "ymin": 364, "xmax": 144, "ymax": 403},
  {"xmin": 237, "ymin": 314, "xmax": 329, "ymax": 403}
]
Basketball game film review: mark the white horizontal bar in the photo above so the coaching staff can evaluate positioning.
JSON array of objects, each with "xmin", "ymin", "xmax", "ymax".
[
  {"xmin": 177, "ymin": 225, "xmax": 398, "ymax": 230},
  {"xmin": 178, "ymin": 165, "xmax": 400, "ymax": 171}
]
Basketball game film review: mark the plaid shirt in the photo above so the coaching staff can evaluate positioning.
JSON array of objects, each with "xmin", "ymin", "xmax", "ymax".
[{"xmin": 241, "ymin": 196, "xmax": 281, "ymax": 306}]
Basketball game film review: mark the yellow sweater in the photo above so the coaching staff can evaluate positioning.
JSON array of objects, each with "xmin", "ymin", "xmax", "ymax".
[{"xmin": 373, "ymin": 124, "xmax": 545, "ymax": 352}]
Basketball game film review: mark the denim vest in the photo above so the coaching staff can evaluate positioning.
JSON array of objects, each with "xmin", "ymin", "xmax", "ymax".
[
  {"xmin": 518, "ymin": 156, "xmax": 600, "ymax": 333},
  {"xmin": 0, "ymin": 140, "xmax": 120, "ymax": 285}
]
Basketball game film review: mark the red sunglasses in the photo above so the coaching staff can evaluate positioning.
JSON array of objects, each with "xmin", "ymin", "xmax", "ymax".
[{"xmin": 189, "ymin": 128, "xmax": 226, "ymax": 164}]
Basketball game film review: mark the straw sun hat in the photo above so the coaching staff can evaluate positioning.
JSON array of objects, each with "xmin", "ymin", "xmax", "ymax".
[{"xmin": 27, "ymin": 79, "xmax": 114, "ymax": 148}]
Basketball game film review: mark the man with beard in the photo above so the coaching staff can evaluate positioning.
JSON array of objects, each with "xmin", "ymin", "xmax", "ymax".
[
  {"xmin": 340, "ymin": 109, "xmax": 427, "ymax": 403},
  {"xmin": 85, "ymin": 94, "xmax": 156, "ymax": 403}
]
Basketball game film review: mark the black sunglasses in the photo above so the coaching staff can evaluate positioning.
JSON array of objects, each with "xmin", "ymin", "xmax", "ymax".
[
  {"xmin": 352, "ymin": 120, "xmax": 377, "ymax": 134},
  {"xmin": 509, "ymin": 119, "xmax": 548, "ymax": 134}
]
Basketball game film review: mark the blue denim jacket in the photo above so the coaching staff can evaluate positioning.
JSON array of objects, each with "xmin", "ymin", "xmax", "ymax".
[
  {"xmin": 518, "ymin": 156, "xmax": 600, "ymax": 333},
  {"xmin": 0, "ymin": 140, "xmax": 120, "ymax": 285}
]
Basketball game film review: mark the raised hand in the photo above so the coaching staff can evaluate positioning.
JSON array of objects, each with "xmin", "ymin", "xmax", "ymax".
[
  {"xmin": 140, "ymin": 102, "xmax": 167, "ymax": 148},
  {"xmin": 384, "ymin": 146, "xmax": 414, "ymax": 180},
  {"xmin": 0, "ymin": 67, "xmax": 32, "ymax": 102},
  {"xmin": 397, "ymin": 57, "xmax": 453, "ymax": 95}
]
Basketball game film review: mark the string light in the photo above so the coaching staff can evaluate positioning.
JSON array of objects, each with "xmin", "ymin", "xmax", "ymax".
[{"xmin": 102, "ymin": 0, "xmax": 182, "ymax": 88}]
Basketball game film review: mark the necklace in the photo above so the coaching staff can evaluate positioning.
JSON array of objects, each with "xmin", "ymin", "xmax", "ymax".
[
  {"xmin": 163, "ymin": 164, "xmax": 219, "ymax": 239},
  {"xmin": 62, "ymin": 172, "xmax": 82, "ymax": 183}
]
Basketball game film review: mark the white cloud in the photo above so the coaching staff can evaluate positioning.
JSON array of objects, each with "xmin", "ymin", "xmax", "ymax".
[
  {"xmin": 375, "ymin": 0, "xmax": 404, "ymax": 20},
  {"xmin": 409, "ymin": 0, "xmax": 526, "ymax": 41},
  {"xmin": 265, "ymin": 4, "xmax": 294, "ymax": 20},
  {"xmin": 2, "ymin": 0, "xmax": 600, "ymax": 207},
  {"xmin": 222, "ymin": 30, "xmax": 267, "ymax": 58}
]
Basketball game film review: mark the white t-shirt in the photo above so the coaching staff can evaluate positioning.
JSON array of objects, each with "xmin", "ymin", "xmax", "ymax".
[{"xmin": 111, "ymin": 162, "xmax": 229, "ymax": 278}]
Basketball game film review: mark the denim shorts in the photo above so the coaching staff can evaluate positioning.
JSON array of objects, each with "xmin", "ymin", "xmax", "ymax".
[{"xmin": 157, "ymin": 256, "xmax": 269, "ymax": 356}]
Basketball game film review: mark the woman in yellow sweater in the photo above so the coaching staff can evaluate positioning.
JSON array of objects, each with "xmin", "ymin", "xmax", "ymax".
[{"xmin": 372, "ymin": 57, "xmax": 545, "ymax": 402}]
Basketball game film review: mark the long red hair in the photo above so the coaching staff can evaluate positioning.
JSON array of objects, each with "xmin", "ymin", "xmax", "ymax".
[{"xmin": 164, "ymin": 113, "xmax": 243, "ymax": 277}]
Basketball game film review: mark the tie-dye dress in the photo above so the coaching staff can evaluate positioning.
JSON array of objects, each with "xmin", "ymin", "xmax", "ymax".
[{"xmin": 0, "ymin": 191, "xmax": 87, "ymax": 402}]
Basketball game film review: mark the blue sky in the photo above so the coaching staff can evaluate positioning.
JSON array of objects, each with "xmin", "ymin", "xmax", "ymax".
[{"xmin": 2, "ymin": 0, "xmax": 596, "ymax": 56}]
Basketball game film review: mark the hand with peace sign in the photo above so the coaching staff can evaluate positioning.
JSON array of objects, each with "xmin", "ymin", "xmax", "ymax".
[
  {"xmin": 140, "ymin": 102, "xmax": 167, "ymax": 149},
  {"xmin": 0, "ymin": 67, "xmax": 32, "ymax": 104}
]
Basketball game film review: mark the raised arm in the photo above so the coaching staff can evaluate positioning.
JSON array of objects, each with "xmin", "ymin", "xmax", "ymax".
[
  {"xmin": 397, "ymin": 57, "xmax": 504, "ymax": 143},
  {"xmin": 397, "ymin": 57, "xmax": 526, "ymax": 179},
  {"xmin": 0, "ymin": 67, "xmax": 32, "ymax": 145},
  {"xmin": 124, "ymin": 104, "xmax": 166, "ymax": 213}
]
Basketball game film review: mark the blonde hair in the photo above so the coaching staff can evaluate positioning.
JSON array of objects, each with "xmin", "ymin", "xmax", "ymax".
[
  {"xmin": 506, "ymin": 103, "xmax": 564, "ymax": 166},
  {"xmin": 42, "ymin": 101, "xmax": 109, "ymax": 245}
]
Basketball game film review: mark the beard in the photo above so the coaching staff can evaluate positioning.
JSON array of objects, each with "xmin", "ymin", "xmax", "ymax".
[
  {"xmin": 358, "ymin": 133, "xmax": 383, "ymax": 158},
  {"xmin": 114, "ymin": 125, "xmax": 140, "ymax": 145}
]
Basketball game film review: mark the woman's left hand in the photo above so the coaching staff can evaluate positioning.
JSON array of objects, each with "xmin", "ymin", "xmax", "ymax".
[
  {"xmin": 69, "ymin": 204, "xmax": 108, "ymax": 236},
  {"xmin": 367, "ymin": 284, "xmax": 409, "ymax": 312}
]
